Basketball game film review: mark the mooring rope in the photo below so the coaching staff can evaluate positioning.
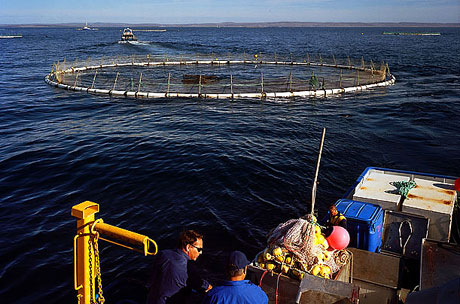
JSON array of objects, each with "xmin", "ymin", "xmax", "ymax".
[{"xmin": 391, "ymin": 180, "xmax": 417, "ymax": 198}]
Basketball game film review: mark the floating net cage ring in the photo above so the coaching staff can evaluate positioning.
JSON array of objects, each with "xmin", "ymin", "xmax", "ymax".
[{"xmin": 45, "ymin": 53, "xmax": 396, "ymax": 100}]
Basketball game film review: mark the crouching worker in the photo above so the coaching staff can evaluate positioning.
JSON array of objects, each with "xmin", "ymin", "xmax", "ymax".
[
  {"xmin": 147, "ymin": 230, "xmax": 212, "ymax": 304},
  {"xmin": 203, "ymin": 251, "xmax": 268, "ymax": 304},
  {"xmin": 322, "ymin": 204, "xmax": 348, "ymax": 237},
  {"xmin": 326, "ymin": 204, "xmax": 347, "ymax": 230}
]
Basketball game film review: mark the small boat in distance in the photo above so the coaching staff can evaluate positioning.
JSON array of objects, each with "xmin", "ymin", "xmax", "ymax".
[
  {"xmin": 77, "ymin": 22, "xmax": 98, "ymax": 31},
  {"xmin": 119, "ymin": 28, "xmax": 138, "ymax": 43}
]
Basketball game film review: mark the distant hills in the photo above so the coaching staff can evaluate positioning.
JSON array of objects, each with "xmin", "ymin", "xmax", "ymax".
[{"xmin": 2, "ymin": 21, "xmax": 460, "ymax": 28}]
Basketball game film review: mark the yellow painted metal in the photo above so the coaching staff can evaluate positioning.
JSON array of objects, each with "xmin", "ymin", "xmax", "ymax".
[
  {"xmin": 93, "ymin": 220, "xmax": 158, "ymax": 256},
  {"xmin": 72, "ymin": 201, "xmax": 158, "ymax": 303},
  {"xmin": 72, "ymin": 201, "xmax": 99, "ymax": 304},
  {"xmin": 74, "ymin": 235, "xmax": 82, "ymax": 291},
  {"xmin": 72, "ymin": 201, "xmax": 99, "ymax": 219}
]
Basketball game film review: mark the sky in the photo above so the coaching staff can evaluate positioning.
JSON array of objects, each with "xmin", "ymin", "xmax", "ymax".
[{"xmin": 1, "ymin": 0, "xmax": 459, "ymax": 24}]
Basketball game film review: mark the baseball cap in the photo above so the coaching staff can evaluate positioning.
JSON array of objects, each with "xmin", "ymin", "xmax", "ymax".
[{"xmin": 227, "ymin": 250, "xmax": 250, "ymax": 270}]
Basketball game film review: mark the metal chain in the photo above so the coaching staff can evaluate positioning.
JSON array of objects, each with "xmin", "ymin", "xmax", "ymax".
[
  {"xmin": 88, "ymin": 237, "xmax": 94, "ymax": 304},
  {"xmin": 93, "ymin": 233, "xmax": 105, "ymax": 303}
]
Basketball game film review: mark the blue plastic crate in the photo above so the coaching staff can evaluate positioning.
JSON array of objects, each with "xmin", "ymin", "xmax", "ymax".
[{"xmin": 335, "ymin": 199, "xmax": 384, "ymax": 253}]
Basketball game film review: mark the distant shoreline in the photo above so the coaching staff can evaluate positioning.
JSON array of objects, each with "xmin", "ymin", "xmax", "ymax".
[{"xmin": 1, "ymin": 21, "xmax": 459, "ymax": 28}]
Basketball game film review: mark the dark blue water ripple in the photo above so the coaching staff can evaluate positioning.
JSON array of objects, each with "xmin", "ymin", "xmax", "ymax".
[{"xmin": 0, "ymin": 26, "xmax": 459, "ymax": 303}]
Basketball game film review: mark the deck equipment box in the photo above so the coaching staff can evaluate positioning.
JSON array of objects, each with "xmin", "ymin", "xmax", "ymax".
[
  {"xmin": 248, "ymin": 259, "xmax": 357, "ymax": 304},
  {"xmin": 335, "ymin": 199, "xmax": 384, "ymax": 253},
  {"xmin": 402, "ymin": 176, "xmax": 456, "ymax": 242},
  {"xmin": 351, "ymin": 168, "xmax": 409, "ymax": 210},
  {"xmin": 348, "ymin": 247, "xmax": 401, "ymax": 304},
  {"xmin": 381, "ymin": 210, "xmax": 429, "ymax": 260},
  {"xmin": 348, "ymin": 167, "xmax": 457, "ymax": 242},
  {"xmin": 420, "ymin": 239, "xmax": 460, "ymax": 290}
]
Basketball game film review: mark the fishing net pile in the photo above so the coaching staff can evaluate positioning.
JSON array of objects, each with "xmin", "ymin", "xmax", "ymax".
[{"xmin": 255, "ymin": 215, "xmax": 351, "ymax": 280}]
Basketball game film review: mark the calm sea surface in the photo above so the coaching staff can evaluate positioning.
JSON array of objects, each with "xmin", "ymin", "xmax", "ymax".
[{"xmin": 0, "ymin": 27, "xmax": 459, "ymax": 303}]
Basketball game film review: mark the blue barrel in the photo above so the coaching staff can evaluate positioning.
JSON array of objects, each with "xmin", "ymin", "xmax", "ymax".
[{"xmin": 335, "ymin": 199, "xmax": 384, "ymax": 253}]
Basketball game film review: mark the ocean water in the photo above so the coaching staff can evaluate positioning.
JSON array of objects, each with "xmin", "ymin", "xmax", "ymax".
[{"xmin": 0, "ymin": 27, "xmax": 459, "ymax": 303}]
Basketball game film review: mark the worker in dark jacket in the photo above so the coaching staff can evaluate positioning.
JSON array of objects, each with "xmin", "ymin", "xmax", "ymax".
[
  {"xmin": 202, "ymin": 251, "xmax": 268, "ymax": 304},
  {"xmin": 326, "ymin": 204, "xmax": 347, "ymax": 230},
  {"xmin": 147, "ymin": 230, "xmax": 212, "ymax": 304}
]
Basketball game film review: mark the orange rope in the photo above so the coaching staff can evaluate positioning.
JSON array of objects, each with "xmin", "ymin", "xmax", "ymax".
[
  {"xmin": 275, "ymin": 272, "xmax": 282, "ymax": 304},
  {"xmin": 258, "ymin": 270, "xmax": 268, "ymax": 287}
]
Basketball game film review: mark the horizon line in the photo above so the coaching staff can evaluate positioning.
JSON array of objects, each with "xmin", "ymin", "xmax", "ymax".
[{"xmin": 2, "ymin": 21, "xmax": 460, "ymax": 28}]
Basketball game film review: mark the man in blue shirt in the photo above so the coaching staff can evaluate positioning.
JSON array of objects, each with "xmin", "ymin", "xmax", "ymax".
[
  {"xmin": 147, "ymin": 230, "xmax": 212, "ymax": 304},
  {"xmin": 202, "ymin": 251, "xmax": 268, "ymax": 304}
]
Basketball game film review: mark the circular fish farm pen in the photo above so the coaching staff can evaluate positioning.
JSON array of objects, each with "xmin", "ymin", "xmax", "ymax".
[{"xmin": 45, "ymin": 53, "xmax": 395, "ymax": 99}]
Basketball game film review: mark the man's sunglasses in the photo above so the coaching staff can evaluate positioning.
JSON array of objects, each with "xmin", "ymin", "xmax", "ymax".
[{"xmin": 190, "ymin": 244, "xmax": 203, "ymax": 253}]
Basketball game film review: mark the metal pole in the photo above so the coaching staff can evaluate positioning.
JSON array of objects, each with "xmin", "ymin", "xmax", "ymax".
[
  {"xmin": 260, "ymin": 72, "xmax": 264, "ymax": 94},
  {"xmin": 74, "ymin": 72, "xmax": 79, "ymax": 87},
  {"xmin": 137, "ymin": 72, "xmax": 143, "ymax": 92},
  {"xmin": 167, "ymin": 73, "xmax": 171, "ymax": 96},
  {"xmin": 71, "ymin": 201, "xmax": 159, "ymax": 304},
  {"xmin": 339, "ymin": 69, "xmax": 343, "ymax": 88},
  {"xmin": 198, "ymin": 74, "xmax": 202, "ymax": 96},
  {"xmin": 112, "ymin": 72, "xmax": 119, "ymax": 91},
  {"xmin": 55, "ymin": 61, "xmax": 61, "ymax": 83},
  {"xmin": 91, "ymin": 71, "xmax": 97, "ymax": 89},
  {"xmin": 94, "ymin": 221, "xmax": 158, "ymax": 255},
  {"xmin": 72, "ymin": 201, "xmax": 99, "ymax": 304},
  {"xmin": 289, "ymin": 71, "xmax": 293, "ymax": 92},
  {"xmin": 230, "ymin": 74, "xmax": 233, "ymax": 96},
  {"xmin": 311, "ymin": 128, "xmax": 326, "ymax": 216}
]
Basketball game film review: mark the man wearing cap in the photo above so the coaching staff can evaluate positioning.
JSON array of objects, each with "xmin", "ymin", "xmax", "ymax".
[
  {"xmin": 202, "ymin": 251, "xmax": 268, "ymax": 304},
  {"xmin": 147, "ymin": 230, "xmax": 212, "ymax": 304}
]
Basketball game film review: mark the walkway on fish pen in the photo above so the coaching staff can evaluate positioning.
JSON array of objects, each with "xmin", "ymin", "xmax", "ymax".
[{"xmin": 45, "ymin": 53, "xmax": 395, "ymax": 99}]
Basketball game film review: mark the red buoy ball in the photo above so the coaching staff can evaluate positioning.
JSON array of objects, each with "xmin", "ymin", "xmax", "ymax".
[
  {"xmin": 455, "ymin": 178, "xmax": 460, "ymax": 192},
  {"xmin": 326, "ymin": 226, "xmax": 350, "ymax": 250}
]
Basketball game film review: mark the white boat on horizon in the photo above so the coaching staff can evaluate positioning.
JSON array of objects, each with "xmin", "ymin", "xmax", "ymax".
[{"xmin": 78, "ymin": 22, "xmax": 97, "ymax": 31}]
